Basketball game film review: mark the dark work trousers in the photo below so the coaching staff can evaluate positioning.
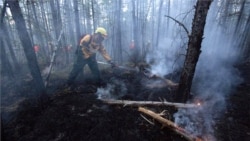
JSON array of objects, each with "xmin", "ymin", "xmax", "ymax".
[{"xmin": 67, "ymin": 51, "xmax": 101, "ymax": 85}]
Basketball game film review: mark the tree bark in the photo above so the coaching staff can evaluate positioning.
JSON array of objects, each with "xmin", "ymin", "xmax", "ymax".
[
  {"xmin": 176, "ymin": 0, "xmax": 213, "ymax": 102},
  {"xmin": 7, "ymin": 0, "xmax": 47, "ymax": 101}
]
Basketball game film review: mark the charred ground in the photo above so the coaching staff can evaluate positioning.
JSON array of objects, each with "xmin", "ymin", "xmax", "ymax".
[{"xmin": 1, "ymin": 61, "xmax": 250, "ymax": 141}]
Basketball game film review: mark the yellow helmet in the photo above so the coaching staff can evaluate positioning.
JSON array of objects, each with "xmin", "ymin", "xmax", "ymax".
[{"xmin": 95, "ymin": 27, "xmax": 107, "ymax": 36}]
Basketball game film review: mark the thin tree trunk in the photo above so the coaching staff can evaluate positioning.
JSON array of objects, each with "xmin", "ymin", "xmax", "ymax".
[
  {"xmin": 74, "ymin": 0, "xmax": 81, "ymax": 42},
  {"xmin": 166, "ymin": 0, "xmax": 170, "ymax": 37},
  {"xmin": 141, "ymin": 0, "xmax": 150, "ymax": 58},
  {"xmin": 31, "ymin": 1, "xmax": 48, "ymax": 61},
  {"xmin": 176, "ymin": 0, "xmax": 213, "ymax": 102},
  {"xmin": 50, "ymin": 0, "xmax": 64, "ymax": 46},
  {"xmin": 91, "ymin": 0, "xmax": 96, "ymax": 30},
  {"xmin": 240, "ymin": 15, "xmax": 250, "ymax": 59},
  {"xmin": 26, "ymin": 2, "xmax": 34, "ymax": 45},
  {"xmin": 7, "ymin": 0, "xmax": 47, "ymax": 102},
  {"xmin": 62, "ymin": 0, "xmax": 70, "ymax": 64},
  {"xmin": 155, "ymin": 0, "xmax": 164, "ymax": 48},
  {"xmin": 86, "ymin": 0, "xmax": 92, "ymax": 33},
  {"xmin": 50, "ymin": 0, "xmax": 67, "ymax": 68},
  {"xmin": 131, "ymin": 0, "xmax": 140, "ymax": 64},
  {"xmin": 115, "ymin": 0, "xmax": 123, "ymax": 64},
  {"xmin": 151, "ymin": 0, "xmax": 155, "ymax": 49},
  {"xmin": 44, "ymin": 30, "xmax": 63, "ymax": 87},
  {"xmin": 39, "ymin": 0, "xmax": 51, "ymax": 55}
]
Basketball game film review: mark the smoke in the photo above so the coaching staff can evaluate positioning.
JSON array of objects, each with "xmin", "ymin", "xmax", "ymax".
[
  {"xmin": 144, "ymin": 1, "xmax": 243, "ymax": 140},
  {"xmin": 95, "ymin": 78, "xmax": 127, "ymax": 100},
  {"xmin": 173, "ymin": 2, "xmax": 243, "ymax": 140},
  {"xmin": 145, "ymin": 37, "xmax": 185, "ymax": 77}
]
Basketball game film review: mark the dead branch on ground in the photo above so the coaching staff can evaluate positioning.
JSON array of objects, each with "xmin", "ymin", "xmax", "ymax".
[
  {"xmin": 102, "ymin": 99, "xmax": 199, "ymax": 108},
  {"xmin": 138, "ymin": 107, "xmax": 203, "ymax": 141}
]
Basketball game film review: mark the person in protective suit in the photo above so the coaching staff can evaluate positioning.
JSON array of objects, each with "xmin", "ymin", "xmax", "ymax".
[{"xmin": 67, "ymin": 27, "xmax": 116, "ymax": 86}]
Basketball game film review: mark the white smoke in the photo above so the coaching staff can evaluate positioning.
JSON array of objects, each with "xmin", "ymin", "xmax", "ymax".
[
  {"xmin": 96, "ymin": 84, "xmax": 115, "ymax": 99},
  {"xmin": 146, "ymin": 37, "xmax": 185, "ymax": 77},
  {"xmin": 95, "ymin": 78, "xmax": 127, "ymax": 100}
]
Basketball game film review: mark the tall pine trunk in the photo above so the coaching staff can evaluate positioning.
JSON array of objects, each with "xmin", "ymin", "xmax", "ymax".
[{"xmin": 176, "ymin": 0, "xmax": 213, "ymax": 102}]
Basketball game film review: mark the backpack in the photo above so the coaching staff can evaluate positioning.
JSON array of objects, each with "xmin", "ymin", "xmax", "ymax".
[{"xmin": 75, "ymin": 34, "xmax": 92, "ymax": 54}]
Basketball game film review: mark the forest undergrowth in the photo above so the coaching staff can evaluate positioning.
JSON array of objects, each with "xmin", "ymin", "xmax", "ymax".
[{"xmin": 1, "ymin": 61, "xmax": 250, "ymax": 141}]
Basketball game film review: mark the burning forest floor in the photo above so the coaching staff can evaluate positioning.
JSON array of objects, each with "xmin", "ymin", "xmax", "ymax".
[{"xmin": 1, "ymin": 61, "xmax": 250, "ymax": 141}]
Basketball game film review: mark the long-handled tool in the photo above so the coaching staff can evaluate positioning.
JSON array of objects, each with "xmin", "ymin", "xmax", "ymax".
[{"xmin": 97, "ymin": 61, "xmax": 140, "ymax": 73}]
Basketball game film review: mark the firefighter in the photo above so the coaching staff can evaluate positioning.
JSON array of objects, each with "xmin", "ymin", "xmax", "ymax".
[
  {"xmin": 67, "ymin": 27, "xmax": 116, "ymax": 87},
  {"xmin": 34, "ymin": 44, "xmax": 40, "ymax": 55}
]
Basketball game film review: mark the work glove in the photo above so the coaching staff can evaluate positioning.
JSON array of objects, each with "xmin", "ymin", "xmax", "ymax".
[{"xmin": 108, "ymin": 60, "xmax": 117, "ymax": 68}]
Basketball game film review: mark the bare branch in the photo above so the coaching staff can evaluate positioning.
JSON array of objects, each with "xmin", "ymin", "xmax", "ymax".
[
  {"xmin": 101, "ymin": 99, "xmax": 199, "ymax": 108},
  {"xmin": 44, "ymin": 29, "xmax": 64, "ymax": 87},
  {"xmin": 164, "ymin": 15, "xmax": 189, "ymax": 36}
]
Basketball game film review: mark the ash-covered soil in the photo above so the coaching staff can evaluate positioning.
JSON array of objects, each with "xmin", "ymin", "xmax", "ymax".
[{"xmin": 1, "ymin": 62, "xmax": 250, "ymax": 141}]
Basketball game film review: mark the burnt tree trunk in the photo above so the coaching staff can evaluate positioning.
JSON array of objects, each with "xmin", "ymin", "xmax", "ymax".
[
  {"xmin": 7, "ymin": 0, "xmax": 47, "ymax": 101},
  {"xmin": 176, "ymin": 0, "xmax": 212, "ymax": 102}
]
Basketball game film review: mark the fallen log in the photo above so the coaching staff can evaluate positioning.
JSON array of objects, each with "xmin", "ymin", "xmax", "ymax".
[
  {"xmin": 138, "ymin": 107, "xmax": 203, "ymax": 141},
  {"xmin": 101, "ymin": 99, "xmax": 199, "ymax": 108}
]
